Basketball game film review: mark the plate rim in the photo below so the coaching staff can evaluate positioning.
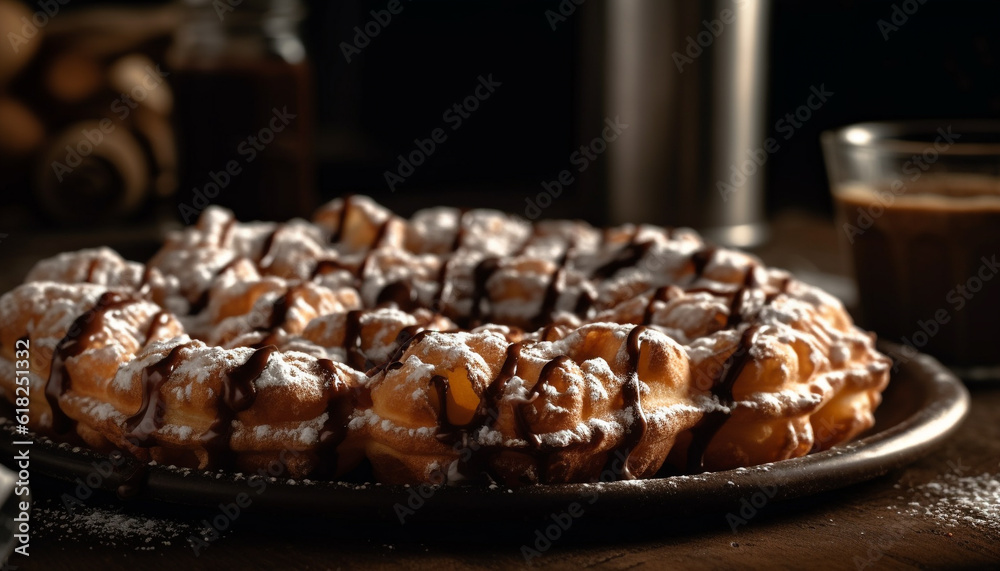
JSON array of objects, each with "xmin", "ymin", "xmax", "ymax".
[{"xmin": 0, "ymin": 341, "xmax": 970, "ymax": 521}]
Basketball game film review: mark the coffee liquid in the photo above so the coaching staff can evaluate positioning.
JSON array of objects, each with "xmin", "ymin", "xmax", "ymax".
[{"xmin": 835, "ymin": 176, "xmax": 1000, "ymax": 366}]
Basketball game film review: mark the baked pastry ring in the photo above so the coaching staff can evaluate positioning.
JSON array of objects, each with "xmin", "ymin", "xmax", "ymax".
[{"xmin": 0, "ymin": 195, "xmax": 891, "ymax": 485}]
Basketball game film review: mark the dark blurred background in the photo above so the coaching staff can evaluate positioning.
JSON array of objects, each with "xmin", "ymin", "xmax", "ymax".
[{"xmin": 0, "ymin": 0, "xmax": 997, "ymax": 239}]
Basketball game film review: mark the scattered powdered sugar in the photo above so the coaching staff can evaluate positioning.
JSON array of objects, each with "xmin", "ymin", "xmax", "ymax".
[
  {"xmin": 34, "ymin": 498, "xmax": 191, "ymax": 550},
  {"xmin": 903, "ymin": 472, "xmax": 1000, "ymax": 534}
]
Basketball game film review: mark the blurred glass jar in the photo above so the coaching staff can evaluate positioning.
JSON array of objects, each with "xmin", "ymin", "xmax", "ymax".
[
  {"xmin": 167, "ymin": 0, "xmax": 315, "ymax": 223},
  {"xmin": 822, "ymin": 121, "xmax": 1000, "ymax": 378}
]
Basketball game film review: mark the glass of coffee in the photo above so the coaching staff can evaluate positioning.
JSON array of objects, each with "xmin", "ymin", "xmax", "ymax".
[{"xmin": 822, "ymin": 121, "xmax": 1000, "ymax": 379}]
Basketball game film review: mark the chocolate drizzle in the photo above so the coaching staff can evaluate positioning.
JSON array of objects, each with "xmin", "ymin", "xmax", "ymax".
[
  {"xmin": 138, "ymin": 266, "xmax": 155, "ymax": 295},
  {"xmin": 376, "ymin": 281, "xmax": 419, "ymax": 312},
  {"xmin": 515, "ymin": 356, "xmax": 571, "ymax": 450},
  {"xmin": 641, "ymin": 286, "xmax": 674, "ymax": 325},
  {"xmin": 330, "ymin": 195, "xmax": 353, "ymax": 243},
  {"xmin": 189, "ymin": 290, "xmax": 212, "ymax": 316},
  {"xmin": 200, "ymin": 345, "xmax": 275, "ymax": 468},
  {"xmin": 314, "ymin": 359, "xmax": 356, "ymax": 473},
  {"xmin": 267, "ymin": 291, "xmax": 291, "ymax": 331},
  {"xmin": 45, "ymin": 292, "xmax": 134, "ymax": 433},
  {"xmin": 258, "ymin": 227, "xmax": 280, "ymax": 269},
  {"xmin": 219, "ymin": 217, "xmax": 236, "ymax": 248},
  {"xmin": 574, "ymin": 289, "xmax": 596, "ymax": 317},
  {"xmin": 250, "ymin": 289, "xmax": 291, "ymax": 348},
  {"xmin": 450, "ymin": 343, "xmax": 523, "ymax": 443},
  {"xmin": 690, "ymin": 245, "xmax": 718, "ymax": 279},
  {"xmin": 125, "ymin": 343, "xmax": 189, "ymax": 446},
  {"xmin": 534, "ymin": 243, "xmax": 574, "ymax": 328},
  {"xmin": 685, "ymin": 326, "xmax": 758, "ymax": 472},
  {"xmin": 188, "ymin": 257, "xmax": 244, "ymax": 315},
  {"xmin": 480, "ymin": 343, "xmax": 523, "ymax": 427},
  {"xmin": 592, "ymin": 240, "xmax": 654, "ymax": 280},
  {"xmin": 682, "ymin": 267, "xmax": 793, "ymax": 471},
  {"xmin": 84, "ymin": 257, "xmax": 100, "ymax": 283},
  {"xmin": 372, "ymin": 218, "xmax": 392, "ymax": 249},
  {"xmin": 469, "ymin": 257, "xmax": 501, "ymax": 326},
  {"xmin": 725, "ymin": 264, "xmax": 759, "ymax": 328},
  {"xmin": 143, "ymin": 311, "xmax": 172, "ymax": 343},
  {"xmin": 427, "ymin": 343, "xmax": 525, "ymax": 478},
  {"xmin": 342, "ymin": 309, "xmax": 366, "ymax": 370},
  {"xmin": 428, "ymin": 375, "xmax": 456, "ymax": 437},
  {"xmin": 408, "ymin": 304, "xmax": 657, "ymax": 482},
  {"xmin": 605, "ymin": 325, "xmax": 648, "ymax": 479},
  {"xmin": 766, "ymin": 276, "xmax": 792, "ymax": 305},
  {"xmin": 431, "ymin": 258, "xmax": 452, "ymax": 312},
  {"xmin": 396, "ymin": 324, "xmax": 426, "ymax": 347},
  {"xmin": 427, "ymin": 210, "xmax": 468, "ymax": 313},
  {"xmin": 313, "ymin": 219, "xmax": 390, "ymax": 288},
  {"xmin": 450, "ymin": 209, "xmax": 468, "ymax": 252},
  {"xmin": 367, "ymin": 329, "xmax": 430, "ymax": 377}
]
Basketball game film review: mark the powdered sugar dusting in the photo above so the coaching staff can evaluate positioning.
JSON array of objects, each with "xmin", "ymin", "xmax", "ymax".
[
  {"xmin": 0, "ymin": 193, "xmax": 895, "ymax": 488},
  {"xmin": 902, "ymin": 472, "xmax": 1000, "ymax": 534},
  {"xmin": 33, "ymin": 498, "xmax": 191, "ymax": 550}
]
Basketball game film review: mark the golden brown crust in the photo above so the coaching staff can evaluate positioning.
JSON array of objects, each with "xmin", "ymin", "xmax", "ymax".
[{"xmin": 0, "ymin": 195, "xmax": 892, "ymax": 485}]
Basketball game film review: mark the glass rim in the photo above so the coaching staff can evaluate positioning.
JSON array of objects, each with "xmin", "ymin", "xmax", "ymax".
[{"xmin": 822, "ymin": 120, "xmax": 1000, "ymax": 156}]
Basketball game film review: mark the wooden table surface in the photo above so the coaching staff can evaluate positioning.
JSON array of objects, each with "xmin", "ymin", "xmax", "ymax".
[{"xmin": 3, "ymin": 212, "xmax": 1000, "ymax": 570}]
